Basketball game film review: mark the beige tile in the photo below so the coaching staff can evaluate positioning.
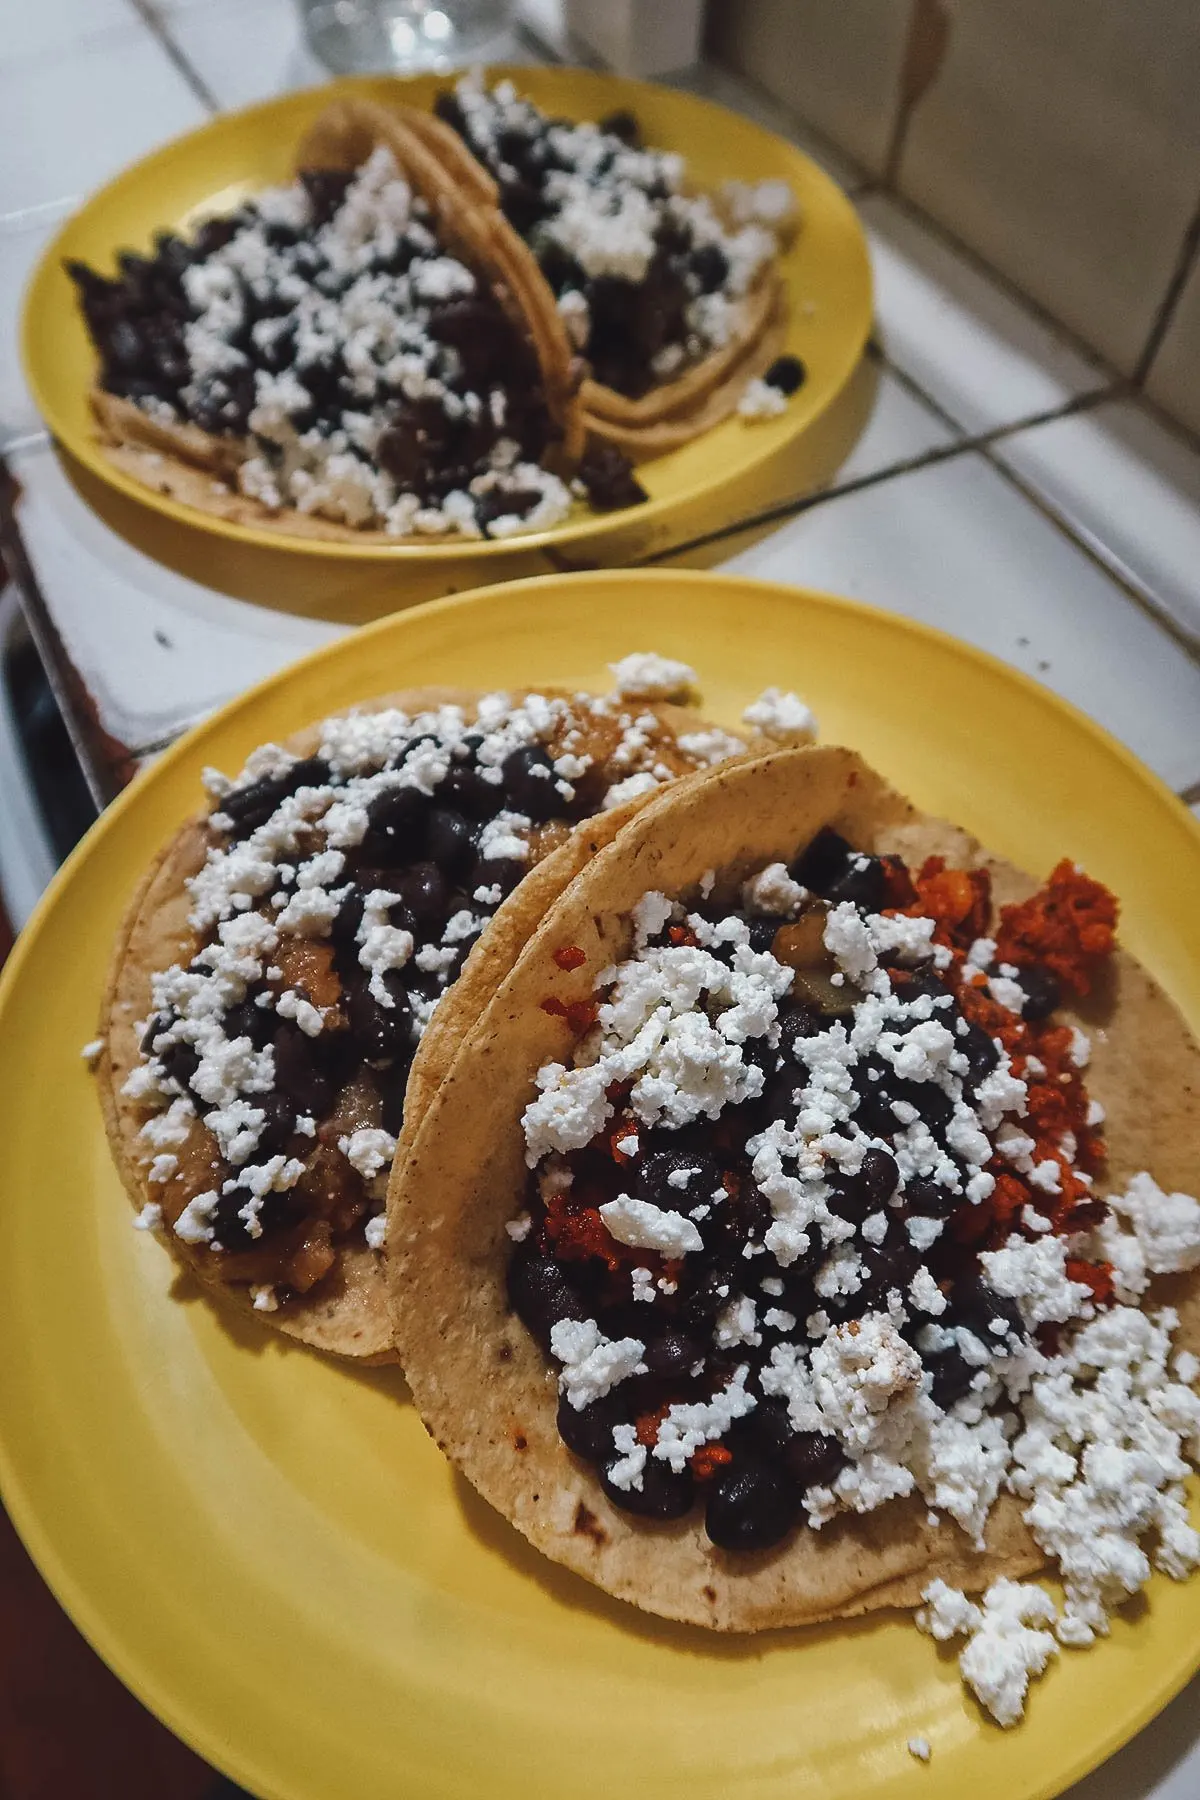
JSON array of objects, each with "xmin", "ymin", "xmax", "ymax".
[
  {"xmin": 1146, "ymin": 250, "xmax": 1200, "ymax": 440},
  {"xmin": 897, "ymin": 0, "xmax": 1200, "ymax": 375},
  {"xmin": 707, "ymin": 0, "xmax": 911, "ymax": 177}
]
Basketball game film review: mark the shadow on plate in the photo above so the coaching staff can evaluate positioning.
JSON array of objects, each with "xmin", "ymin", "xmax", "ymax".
[{"xmin": 450, "ymin": 1466, "xmax": 889, "ymax": 1662}]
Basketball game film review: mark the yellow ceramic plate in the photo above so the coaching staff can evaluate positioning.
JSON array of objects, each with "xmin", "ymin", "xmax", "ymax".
[
  {"xmin": 1, "ymin": 572, "xmax": 1198, "ymax": 1800},
  {"xmin": 21, "ymin": 68, "xmax": 871, "ymax": 579}
]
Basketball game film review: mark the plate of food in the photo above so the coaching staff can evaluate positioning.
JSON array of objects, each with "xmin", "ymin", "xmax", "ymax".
[
  {"xmin": 21, "ymin": 67, "xmax": 871, "ymax": 579},
  {"xmin": 0, "ymin": 569, "xmax": 1197, "ymax": 1800}
]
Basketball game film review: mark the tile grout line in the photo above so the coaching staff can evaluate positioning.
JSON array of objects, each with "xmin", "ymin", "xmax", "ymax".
[
  {"xmin": 976, "ymin": 440, "xmax": 1200, "ymax": 666},
  {"xmin": 1132, "ymin": 187, "xmax": 1200, "ymax": 387},
  {"xmin": 633, "ymin": 381, "xmax": 1123, "ymax": 572},
  {"xmin": 125, "ymin": 0, "xmax": 221, "ymax": 114}
]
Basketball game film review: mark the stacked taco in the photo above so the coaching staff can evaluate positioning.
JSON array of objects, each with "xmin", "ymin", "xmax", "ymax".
[
  {"xmin": 68, "ymin": 81, "xmax": 804, "ymax": 543},
  {"xmin": 94, "ymin": 656, "xmax": 1200, "ymax": 1726},
  {"xmin": 96, "ymin": 657, "xmax": 807, "ymax": 1359}
]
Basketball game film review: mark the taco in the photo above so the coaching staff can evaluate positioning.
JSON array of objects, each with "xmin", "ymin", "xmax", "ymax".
[
  {"xmin": 432, "ymin": 75, "xmax": 805, "ymax": 455},
  {"xmin": 68, "ymin": 98, "xmax": 646, "ymax": 543},
  {"xmin": 97, "ymin": 658, "xmax": 795, "ymax": 1361},
  {"xmin": 389, "ymin": 745, "xmax": 1200, "ymax": 1721}
]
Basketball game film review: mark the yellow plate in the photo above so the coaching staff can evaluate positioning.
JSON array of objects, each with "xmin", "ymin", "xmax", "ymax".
[
  {"xmin": 1, "ymin": 571, "xmax": 1198, "ymax": 1800},
  {"xmin": 21, "ymin": 68, "xmax": 871, "ymax": 593}
]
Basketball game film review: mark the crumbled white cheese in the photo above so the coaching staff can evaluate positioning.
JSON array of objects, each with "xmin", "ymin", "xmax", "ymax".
[
  {"xmin": 607, "ymin": 652, "xmax": 697, "ymax": 701},
  {"xmin": 364, "ymin": 1213, "xmax": 387, "ymax": 1251},
  {"xmin": 1109, "ymin": 1172, "xmax": 1200, "ymax": 1274},
  {"xmin": 598, "ymin": 1195, "xmax": 704, "ymax": 1257},
  {"xmin": 742, "ymin": 862, "xmax": 807, "ymax": 916},
  {"xmin": 906, "ymin": 1736, "xmax": 931, "ymax": 1762},
  {"xmin": 738, "ymin": 376, "xmax": 788, "ymax": 419},
  {"xmin": 173, "ymin": 1189, "xmax": 220, "ymax": 1245},
  {"xmin": 80, "ymin": 1038, "xmax": 104, "ymax": 1069},
  {"xmin": 917, "ymin": 1579, "xmax": 1058, "ymax": 1727},
  {"xmin": 338, "ymin": 1126, "xmax": 397, "ymax": 1182},
  {"xmin": 132, "ymin": 1202, "xmax": 163, "ymax": 1232},
  {"xmin": 741, "ymin": 687, "xmax": 817, "ymax": 743},
  {"xmin": 549, "ymin": 1317, "xmax": 646, "ymax": 1410}
]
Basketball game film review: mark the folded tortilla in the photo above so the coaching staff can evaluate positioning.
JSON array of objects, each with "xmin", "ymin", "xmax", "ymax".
[
  {"xmin": 90, "ymin": 98, "xmax": 584, "ymax": 539},
  {"xmin": 387, "ymin": 745, "xmax": 1200, "ymax": 1628},
  {"xmin": 97, "ymin": 686, "xmax": 732, "ymax": 1361}
]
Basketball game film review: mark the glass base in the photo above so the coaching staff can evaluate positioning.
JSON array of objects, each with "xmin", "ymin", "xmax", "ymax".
[{"xmin": 299, "ymin": 0, "xmax": 513, "ymax": 74}]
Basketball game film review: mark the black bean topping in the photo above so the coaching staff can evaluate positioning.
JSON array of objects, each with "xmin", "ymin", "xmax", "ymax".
[
  {"xmin": 601, "ymin": 1459, "xmax": 694, "ymax": 1520},
  {"xmin": 357, "ymin": 786, "xmax": 429, "ymax": 865},
  {"xmin": 764, "ymin": 354, "xmax": 806, "ymax": 396},
  {"xmin": 299, "ymin": 166, "xmax": 354, "ymax": 225},
  {"xmin": 221, "ymin": 996, "xmax": 276, "ymax": 1051},
  {"xmin": 471, "ymin": 856, "xmax": 526, "ymax": 901},
  {"xmin": 757, "ymin": 1065, "xmax": 808, "ymax": 1131},
  {"xmin": 272, "ymin": 1023, "xmax": 335, "ymax": 1117},
  {"xmin": 904, "ymin": 1177, "xmax": 959, "ymax": 1218},
  {"xmin": 507, "ymin": 1248, "xmax": 587, "ymax": 1348},
  {"xmin": 705, "ymin": 1458, "xmax": 797, "ymax": 1551},
  {"xmin": 859, "ymin": 1147, "xmax": 900, "ymax": 1207},
  {"xmin": 960, "ymin": 1021, "xmax": 1001, "ymax": 1082},
  {"xmin": 392, "ymin": 860, "xmax": 450, "ymax": 930},
  {"xmin": 140, "ymin": 1011, "xmax": 172, "ymax": 1056},
  {"xmin": 732, "ymin": 1393, "xmax": 793, "ymax": 1461},
  {"xmin": 253, "ymin": 1090, "xmax": 301, "ymax": 1157},
  {"xmin": 636, "ymin": 1147, "xmax": 718, "ymax": 1210},
  {"xmin": 219, "ymin": 756, "xmax": 332, "ymax": 840},
  {"xmin": 744, "ymin": 916, "xmax": 779, "ymax": 955},
  {"xmin": 857, "ymin": 1241, "xmax": 920, "ymax": 1306},
  {"xmin": 345, "ymin": 974, "xmax": 415, "ymax": 1063},
  {"xmin": 557, "ymin": 1392, "xmax": 626, "ymax": 1460},
  {"xmin": 951, "ymin": 1274, "xmax": 1027, "ymax": 1346},
  {"xmin": 642, "ymin": 1329, "xmax": 704, "ymax": 1379},
  {"xmin": 1014, "ymin": 963, "xmax": 1061, "ymax": 1022},
  {"xmin": 790, "ymin": 828, "xmax": 885, "ymax": 910},
  {"xmin": 439, "ymin": 764, "xmax": 500, "ymax": 819},
  {"xmin": 776, "ymin": 1000, "xmax": 824, "ymax": 1062},
  {"xmin": 158, "ymin": 1040, "xmax": 199, "ymax": 1094},
  {"xmin": 377, "ymin": 1059, "xmax": 412, "ymax": 1138},
  {"xmin": 424, "ymin": 807, "xmax": 478, "ymax": 876},
  {"xmin": 576, "ymin": 441, "xmax": 648, "ymax": 512},
  {"xmin": 500, "ymin": 744, "xmax": 561, "ymax": 821},
  {"xmin": 598, "ymin": 108, "xmax": 642, "ymax": 147},
  {"xmin": 689, "ymin": 243, "xmax": 729, "ymax": 293},
  {"xmin": 928, "ymin": 1344, "xmax": 978, "ymax": 1410},
  {"xmin": 781, "ymin": 1431, "xmax": 845, "ymax": 1491}
]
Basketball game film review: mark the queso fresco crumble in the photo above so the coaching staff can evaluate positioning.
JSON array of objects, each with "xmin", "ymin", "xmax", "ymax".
[
  {"xmin": 436, "ymin": 74, "xmax": 801, "ymax": 404},
  {"xmin": 507, "ymin": 829, "xmax": 1200, "ymax": 1725},
  {"xmin": 69, "ymin": 146, "xmax": 635, "ymax": 536},
  {"xmin": 120, "ymin": 662, "xmax": 763, "ymax": 1313}
]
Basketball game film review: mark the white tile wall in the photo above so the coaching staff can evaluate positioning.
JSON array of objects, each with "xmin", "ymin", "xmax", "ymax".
[
  {"xmin": 666, "ymin": 61, "xmax": 864, "ymax": 193},
  {"xmin": 0, "ymin": 203, "xmax": 73, "ymax": 447},
  {"xmin": 707, "ymin": 0, "xmax": 908, "ymax": 178},
  {"xmin": 862, "ymin": 193, "xmax": 1114, "ymax": 436},
  {"xmin": 10, "ymin": 443, "xmax": 342, "ymax": 751},
  {"xmin": 4, "ymin": 0, "xmax": 131, "ymax": 66},
  {"xmin": 718, "ymin": 448, "xmax": 1200, "ymax": 791},
  {"xmin": 0, "ymin": 25, "xmax": 208, "ymax": 217},
  {"xmin": 991, "ymin": 399, "xmax": 1200, "ymax": 649},
  {"xmin": 896, "ymin": 0, "xmax": 1200, "ymax": 379},
  {"xmin": 148, "ymin": 0, "xmax": 321, "ymax": 113},
  {"xmin": 1146, "ymin": 249, "xmax": 1200, "ymax": 444}
]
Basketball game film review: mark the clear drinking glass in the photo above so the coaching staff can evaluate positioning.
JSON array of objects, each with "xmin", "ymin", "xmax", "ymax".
[{"xmin": 298, "ymin": 0, "xmax": 514, "ymax": 73}]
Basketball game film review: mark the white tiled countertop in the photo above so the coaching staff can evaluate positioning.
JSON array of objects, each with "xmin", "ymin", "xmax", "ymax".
[{"xmin": 1, "ymin": 4, "xmax": 1200, "ymax": 1792}]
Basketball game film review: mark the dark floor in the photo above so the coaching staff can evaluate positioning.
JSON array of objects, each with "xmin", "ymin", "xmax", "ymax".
[
  {"xmin": 0, "ymin": 902, "xmax": 229, "ymax": 1799},
  {"xmin": 0, "ymin": 1508, "xmax": 217, "ymax": 1800}
]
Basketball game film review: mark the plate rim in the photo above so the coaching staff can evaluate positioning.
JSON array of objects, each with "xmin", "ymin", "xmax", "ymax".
[
  {"xmin": 19, "ymin": 66, "xmax": 873, "ymax": 563},
  {"xmin": 1, "ymin": 567, "xmax": 1198, "ymax": 1800}
]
